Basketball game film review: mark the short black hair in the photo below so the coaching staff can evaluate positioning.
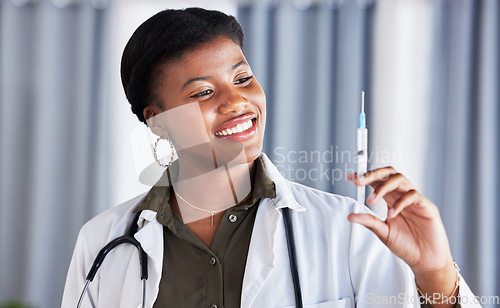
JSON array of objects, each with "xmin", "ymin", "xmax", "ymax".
[{"xmin": 120, "ymin": 8, "xmax": 245, "ymax": 124}]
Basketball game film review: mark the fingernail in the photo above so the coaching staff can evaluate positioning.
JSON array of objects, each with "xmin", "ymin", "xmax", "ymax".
[
  {"xmin": 366, "ymin": 193, "xmax": 376, "ymax": 203},
  {"xmin": 347, "ymin": 214, "xmax": 358, "ymax": 223},
  {"xmin": 387, "ymin": 208, "xmax": 394, "ymax": 219}
]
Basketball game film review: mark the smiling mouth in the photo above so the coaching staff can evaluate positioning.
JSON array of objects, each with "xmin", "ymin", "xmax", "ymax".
[{"xmin": 214, "ymin": 119, "xmax": 255, "ymax": 136}]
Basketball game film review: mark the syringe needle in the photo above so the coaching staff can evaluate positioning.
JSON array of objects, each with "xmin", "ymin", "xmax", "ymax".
[{"xmin": 362, "ymin": 91, "xmax": 365, "ymax": 113}]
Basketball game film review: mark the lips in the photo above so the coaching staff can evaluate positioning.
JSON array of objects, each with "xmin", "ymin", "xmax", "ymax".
[{"xmin": 214, "ymin": 113, "xmax": 257, "ymax": 141}]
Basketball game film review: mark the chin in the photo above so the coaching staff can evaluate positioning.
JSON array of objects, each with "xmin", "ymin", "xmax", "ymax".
[{"xmin": 243, "ymin": 145, "xmax": 263, "ymax": 163}]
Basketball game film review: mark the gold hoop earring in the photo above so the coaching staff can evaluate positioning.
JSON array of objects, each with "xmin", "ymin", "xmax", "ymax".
[{"xmin": 153, "ymin": 138, "xmax": 175, "ymax": 168}]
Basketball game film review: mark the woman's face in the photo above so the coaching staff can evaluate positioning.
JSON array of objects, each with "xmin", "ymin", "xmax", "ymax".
[{"xmin": 144, "ymin": 36, "xmax": 266, "ymax": 166}]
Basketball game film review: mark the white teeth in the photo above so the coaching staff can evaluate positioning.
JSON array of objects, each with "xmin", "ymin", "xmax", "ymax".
[{"xmin": 215, "ymin": 119, "xmax": 254, "ymax": 136}]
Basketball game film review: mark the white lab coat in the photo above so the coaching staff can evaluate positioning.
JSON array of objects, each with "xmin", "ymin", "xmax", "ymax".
[{"xmin": 62, "ymin": 153, "xmax": 480, "ymax": 308}]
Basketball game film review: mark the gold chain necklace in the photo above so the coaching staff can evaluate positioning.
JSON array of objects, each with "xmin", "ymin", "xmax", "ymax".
[{"xmin": 174, "ymin": 190, "xmax": 237, "ymax": 226}]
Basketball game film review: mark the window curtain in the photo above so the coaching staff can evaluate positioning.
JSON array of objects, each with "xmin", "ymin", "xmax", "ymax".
[
  {"xmin": 426, "ymin": 0, "xmax": 499, "ymax": 303},
  {"xmin": 237, "ymin": 0, "xmax": 375, "ymax": 198},
  {"xmin": 0, "ymin": 0, "xmax": 110, "ymax": 307},
  {"xmin": 238, "ymin": 0, "xmax": 499, "ymax": 304}
]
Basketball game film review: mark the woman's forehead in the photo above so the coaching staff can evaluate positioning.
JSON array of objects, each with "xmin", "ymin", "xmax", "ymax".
[{"xmin": 170, "ymin": 37, "xmax": 245, "ymax": 71}]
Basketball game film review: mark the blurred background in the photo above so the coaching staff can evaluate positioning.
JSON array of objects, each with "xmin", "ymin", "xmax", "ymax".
[{"xmin": 0, "ymin": 0, "xmax": 498, "ymax": 307}]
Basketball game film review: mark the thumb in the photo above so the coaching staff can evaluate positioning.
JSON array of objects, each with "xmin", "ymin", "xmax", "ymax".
[{"xmin": 348, "ymin": 213, "xmax": 389, "ymax": 245}]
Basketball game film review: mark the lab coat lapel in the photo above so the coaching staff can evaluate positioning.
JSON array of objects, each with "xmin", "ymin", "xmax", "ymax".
[
  {"xmin": 240, "ymin": 198, "xmax": 281, "ymax": 308},
  {"xmin": 241, "ymin": 154, "xmax": 306, "ymax": 308},
  {"xmin": 134, "ymin": 209, "xmax": 164, "ymax": 307},
  {"xmin": 260, "ymin": 153, "xmax": 306, "ymax": 213}
]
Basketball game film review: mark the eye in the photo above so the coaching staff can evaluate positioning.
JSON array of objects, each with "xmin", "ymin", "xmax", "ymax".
[
  {"xmin": 190, "ymin": 89, "xmax": 213, "ymax": 98},
  {"xmin": 234, "ymin": 75, "xmax": 253, "ymax": 85}
]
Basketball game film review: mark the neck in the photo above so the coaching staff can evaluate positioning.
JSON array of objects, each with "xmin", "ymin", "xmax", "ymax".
[{"xmin": 170, "ymin": 147, "xmax": 256, "ymax": 224}]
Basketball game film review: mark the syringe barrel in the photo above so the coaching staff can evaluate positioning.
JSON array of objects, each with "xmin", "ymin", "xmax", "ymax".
[
  {"xmin": 356, "ymin": 127, "xmax": 368, "ymax": 204},
  {"xmin": 357, "ymin": 127, "xmax": 368, "ymax": 152}
]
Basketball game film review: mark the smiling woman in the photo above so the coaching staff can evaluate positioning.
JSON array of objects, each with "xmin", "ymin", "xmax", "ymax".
[
  {"xmin": 142, "ymin": 36, "xmax": 266, "ymax": 163},
  {"xmin": 61, "ymin": 7, "xmax": 481, "ymax": 308}
]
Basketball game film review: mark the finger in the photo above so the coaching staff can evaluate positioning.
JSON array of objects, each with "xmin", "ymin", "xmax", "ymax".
[
  {"xmin": 387, "ymin": 189, "xmax": 419, "ymax": 219},
  {"xmin": 366, "ymin": 173, "xmax": 413, "ymax": 205},
  {"xmin": 346, "ymin": 173, "xmax": 355, "ymax": 181},
  {"xmin": 347, "ymin": 167, "xmax": 397, "ymax": 187},
  {"xmin": 346, "ymin": 172, "xmax": 367, "ymax": 182},
  {"xmin": 346, "ymin": 173, "xmax": 384, "ymax": 193},
  {"xmin": 348, "ymin": 213, "xmax": 389, "ymax": 244}
]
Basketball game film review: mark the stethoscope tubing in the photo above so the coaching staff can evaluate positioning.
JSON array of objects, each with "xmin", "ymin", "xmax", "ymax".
[
  {"xmin": 76, "ymin": 212, "xmax": 148, "ymax": 308},
  {"xmin": 283, "ymin": 207, "xmax": 304, "ymax": 308},
  {"xmin": 76, "ymin": 280, "xmax": 90, "ymax": 308}
]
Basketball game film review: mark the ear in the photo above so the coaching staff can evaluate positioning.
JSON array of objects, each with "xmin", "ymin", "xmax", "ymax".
[{"xmin": 144, "ymin": 105, "xmax": 168, "ymax": 138}]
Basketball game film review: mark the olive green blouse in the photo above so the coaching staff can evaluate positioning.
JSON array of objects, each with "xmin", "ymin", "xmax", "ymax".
[{"xmin": 134, "ymin": 157, "xmax": 276, "ymax": 308}]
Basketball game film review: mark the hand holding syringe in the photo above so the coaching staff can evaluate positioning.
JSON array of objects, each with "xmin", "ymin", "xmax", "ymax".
[{"xmin": 348, "ymin": 92, "xmax": 466, "ymax": 300}]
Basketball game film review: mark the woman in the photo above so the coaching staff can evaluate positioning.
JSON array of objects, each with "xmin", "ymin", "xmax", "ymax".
[{"xmin": 62, "ymin": 8, "xmax": 479, "ymax": 308}]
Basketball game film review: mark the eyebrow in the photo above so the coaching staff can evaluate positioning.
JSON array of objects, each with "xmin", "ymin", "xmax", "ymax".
[
  {"xmin": 232, "ymin": 60, "xmax": 247, "ymax": 70},
  {"xmin": 182, "ymin": 61, "xmax": 248, "ymax": 89},
  {"xmin": 182, "ymin": 76, "xmax": 211, "ymax": 89}
]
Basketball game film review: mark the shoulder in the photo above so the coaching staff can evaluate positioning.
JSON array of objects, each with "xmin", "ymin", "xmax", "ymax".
[
  {"xmin": 78, "ymin": 193, "xmax": 147, "ymax": 249},
  {"xmin": 260, "ymin": 152, "xmax": 382, "ymax": 238},
  {"xmin": 260, "ymin": 152, "xmax": 357, "ymax": 215},
  {"xmin": 261, "ymin": 153, "xmax": 356, "ymax": 211},
  {"xmin": 82, "ymin": 193, "xmax": 147, "ymax": 230},
  {"xmin": 284, "ymin": 179, "xmax": 364, "ymax": 236},
  {"xmin": 287, "ymin": 180, "xmax": 356, "ymax": 213},
  {"xmin": 260, "ymin": 152, "xmax": 370, "ymax": 242}
]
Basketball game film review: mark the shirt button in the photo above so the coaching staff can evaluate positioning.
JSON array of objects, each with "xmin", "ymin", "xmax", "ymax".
[
  {"xmin": 209, "ymin": 257, "xmax": 216, "ymax": 266},
  {"xmin": 228, "ymin": 213, "xmax": 238, "ymax": 223},
  {"xmin": 210, "ymin": 305, "xmax": 218, "ymax": 308}
]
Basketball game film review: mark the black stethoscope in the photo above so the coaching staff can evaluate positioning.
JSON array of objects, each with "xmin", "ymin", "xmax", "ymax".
[{"xmin": 77, "ymin": 208, "xmax": 303, "ymax": 308}]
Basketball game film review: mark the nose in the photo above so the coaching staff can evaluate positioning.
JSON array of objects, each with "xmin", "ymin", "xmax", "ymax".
[{"xmin": 217, "ymin": 87, "xmax": 247, "ymax": 114}]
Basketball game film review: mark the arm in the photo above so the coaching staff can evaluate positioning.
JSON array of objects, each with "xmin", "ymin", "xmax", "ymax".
[
  {"xmin": 347, "ymin": 167, "xmax": 476, "ymax": 308},
  {"xmin": 61, "ymin": 230, "xmax": 97, "ymax": 308}
]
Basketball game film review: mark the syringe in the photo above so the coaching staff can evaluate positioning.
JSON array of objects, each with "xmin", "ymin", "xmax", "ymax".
[{"xmin": 357, "ymin": 91, "xmax": 368, "ymax": 205}]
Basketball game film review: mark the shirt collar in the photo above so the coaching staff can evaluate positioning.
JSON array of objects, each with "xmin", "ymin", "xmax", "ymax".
[{"xmin": 133, "ymin": 156, "xmax": 276, "ymax": 226}]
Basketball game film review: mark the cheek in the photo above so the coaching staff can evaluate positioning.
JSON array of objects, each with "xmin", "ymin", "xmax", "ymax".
[
  {"xmin": 200, "ymin": 105, "xmax": 217, "ymax": 134},
  {"xmin": 163, "ymin": 102, "xmax": 214, "ymax": 149},
  {"xmin": 245, "ymin": 80, "xmax": 265, "ymax": 102},
  {"xmin": 248, "ymin": 86, "xmax": 266, "ymax": 119}
]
